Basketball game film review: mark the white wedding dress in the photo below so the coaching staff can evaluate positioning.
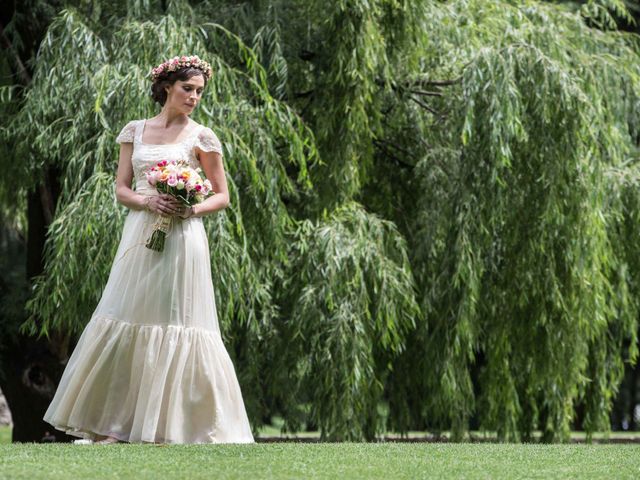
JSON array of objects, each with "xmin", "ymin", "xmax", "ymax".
[{"xmin": 43, "ymin": 119, "xmax": 254, "ymax": 444}]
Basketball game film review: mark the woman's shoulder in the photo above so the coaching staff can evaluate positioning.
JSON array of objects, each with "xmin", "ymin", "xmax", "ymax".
[
  {"xmin": 119, "ymin": 118, "xmax": 145, "ymax": 131},
  {"xmin": 115, "ymin": 119, "xmax": 143, "ymax": 144},
  {"xmin": 190, "ymin": 120, "xmax": 219, "ymax": 139},
  {"xmin": 192, "ymin": 122, "xmax": 223, "ymax": 154},
  {"xmin": 188, "ymin": 119, "xmax": 211, "ymax": 132}
]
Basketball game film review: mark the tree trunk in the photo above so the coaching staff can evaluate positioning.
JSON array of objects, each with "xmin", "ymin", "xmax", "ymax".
[
  {"xmin": 0, "ymin": 170, "xmax": 74, "ymax": 442},
  {"xmin": 0, "ymin": 333, "xmax": 72, "ymax": 442},
  {"xmin": 628, "ymin": 355, "xmax": 639, "ymax": 431}
]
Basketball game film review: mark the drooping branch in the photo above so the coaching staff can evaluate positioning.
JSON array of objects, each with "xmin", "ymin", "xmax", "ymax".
[
  {"xmin": 408, "ymin": 89, "xmax": 443, "ymax": 97},
  {"xmin": 373, "ymin": 139, "xmax": 416, "ymax": 170},
  {"xmin": 0, "ymin": 21, "xmax": 55, "ymax": 225},
  {"xmin": 409, "ymin": 95, "xmax": 443, "ymax": 117}
]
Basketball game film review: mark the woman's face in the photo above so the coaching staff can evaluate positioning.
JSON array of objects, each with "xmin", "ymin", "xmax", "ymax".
[{"xmin": 165, "ymin": 74, "xmax": 206, "ymax": 115}]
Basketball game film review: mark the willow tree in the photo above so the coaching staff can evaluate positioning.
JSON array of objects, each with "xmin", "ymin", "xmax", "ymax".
[
  {"xmin": 375, "ymin": 0, "xmax": 640, "ymax": 441},
  {"xmin": 2, "ymin": 0, "xmax": 639, "ymax": 443},
  {"xmin": 8, "ymin": 4, "xmax": 316, "ymax": 434},
  {"xmin": 1, "ymin": 0, "xmax": 418, "ymax": 442}
]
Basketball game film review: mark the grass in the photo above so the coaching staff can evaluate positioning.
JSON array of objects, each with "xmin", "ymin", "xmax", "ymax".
[
  {"xmin": 5, "ymin": 424, "xmax": 640, "ymax": 444},
  {"xmin": 0, "ymin": 442, "xmax": 639, "ymax": 479},
  {"xmin": 2, "ymin": 425, "xmax": 640, "ymax": 479},
  {"xmin": 0, "ymin": 426, "xmax": 10, "ymax": 444}
]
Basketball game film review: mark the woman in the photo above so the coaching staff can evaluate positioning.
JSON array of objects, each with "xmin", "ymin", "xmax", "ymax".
[{"xmin": 43, "ymin": 55, "xmax": 254, "ymax": 445}]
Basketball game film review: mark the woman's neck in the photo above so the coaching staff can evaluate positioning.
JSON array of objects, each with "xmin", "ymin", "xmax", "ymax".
[{"xmin": 154, "ymin": 107, "xmax": 190, "ymax": 128}]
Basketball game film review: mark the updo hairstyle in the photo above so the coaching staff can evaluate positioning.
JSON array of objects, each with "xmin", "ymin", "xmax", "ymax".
[{"xmin": 151, "ymin": 67, "xmax": 208, "ymax": 106}]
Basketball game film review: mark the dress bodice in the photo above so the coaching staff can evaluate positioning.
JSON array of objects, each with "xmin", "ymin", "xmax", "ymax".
[{"xmin": 115, "ymin": 119, "xmax": 224, "ymax": 195}]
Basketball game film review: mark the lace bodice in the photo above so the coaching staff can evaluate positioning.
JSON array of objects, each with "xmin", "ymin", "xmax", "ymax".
[{"xmin": 115, "ymin": 119, "xmax": 223, "ymax": 194}]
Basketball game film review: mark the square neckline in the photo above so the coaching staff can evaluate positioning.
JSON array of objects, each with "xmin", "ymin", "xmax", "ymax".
[{"xmin": 138, "ymin": 119, "xmax": 202, "ymax": 146}]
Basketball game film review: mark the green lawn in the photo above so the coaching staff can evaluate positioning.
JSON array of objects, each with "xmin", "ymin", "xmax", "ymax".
[
  {"xmin": 2, "ymin": 425, "xmax": 640, "ymax": 479},
  {"xmin": 0, "ymin": 442, "xmax": 639, "ymax": 479},
  {"xmin": 4, "ymin": 424, "xmax": 640, "ymax": 443}
]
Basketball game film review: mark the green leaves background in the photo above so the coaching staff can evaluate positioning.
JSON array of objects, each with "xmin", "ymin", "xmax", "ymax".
[{"xmin": 1, "ymin": 0, "xmax": 639, "ymax": 441}]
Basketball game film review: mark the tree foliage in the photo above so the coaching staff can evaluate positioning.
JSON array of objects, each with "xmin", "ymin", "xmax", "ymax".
[
  {"xmin": 1, "ymin": 0, "xmax": 639, "ymax": 442},
  {"xmin": 382, "ymin": 0, "xmax": 640, "ymax": 442}
]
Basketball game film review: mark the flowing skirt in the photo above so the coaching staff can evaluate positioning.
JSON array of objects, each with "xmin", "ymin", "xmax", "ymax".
[{"xmin": 43, "ymin": 207, "xmax": 254, "ymax": 444}]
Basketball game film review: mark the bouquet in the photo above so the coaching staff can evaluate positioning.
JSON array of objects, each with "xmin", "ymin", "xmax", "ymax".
[{"xmin": 144, "ymin": 159, "xmax": 214, "ymax": 252}]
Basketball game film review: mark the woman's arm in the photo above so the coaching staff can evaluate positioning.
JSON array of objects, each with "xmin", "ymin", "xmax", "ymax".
[
  {"xmin": 114, "ymin": 143, "xmax": 182, "ymax": 215},
  {"xmin": 190, "ymin": 148, "xmax": 230, "ymax": 217},
  {"xmin": 114, "ymin": 143, "xmax": 147, "ymax": 210}
]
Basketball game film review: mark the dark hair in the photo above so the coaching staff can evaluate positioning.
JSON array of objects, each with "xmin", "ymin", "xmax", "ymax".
[{"xmin": 151, "ymin": 67, "xmax": 208, "ymax": 106}]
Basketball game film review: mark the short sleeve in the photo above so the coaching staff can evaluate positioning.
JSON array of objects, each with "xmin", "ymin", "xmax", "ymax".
[
  {"xmin": 196, "ymin": 127, "xmax": 224, "ymax": 155},
  {"xmin": 115, "ymin": 120, "xmax": 137, "ymax": 144}
]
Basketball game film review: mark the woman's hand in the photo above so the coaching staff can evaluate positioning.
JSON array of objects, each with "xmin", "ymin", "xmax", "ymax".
[
  {"xmin": 146, "ymin": 194, "xmax": 184, "ymax": 217},
  {"xmin": 177, "ymin": 205, "xmax": 195, "ymax": 219}
]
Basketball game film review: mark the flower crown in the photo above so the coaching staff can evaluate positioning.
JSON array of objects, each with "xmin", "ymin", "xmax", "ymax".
[{"xmin": 150, "ymin": 55, "xmax": 212, "ymax": 81}]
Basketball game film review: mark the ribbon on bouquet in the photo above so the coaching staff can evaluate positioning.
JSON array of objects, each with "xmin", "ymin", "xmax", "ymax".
[
  {"xmin": 145, "ymin": 214, "xmax": 173, "ymax": 252},
  {"xmin": 110, "ymin": 192, "xmax": 186, "ymax": 266},
  {"xmin": 110, "ymin": 216, "xmax": 173, "ymax": 267}
]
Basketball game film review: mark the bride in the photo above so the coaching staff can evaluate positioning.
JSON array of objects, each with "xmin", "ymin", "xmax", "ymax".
[{"xmin": 43, "ymin": 55, "xmax": 254, "ymax": 445}]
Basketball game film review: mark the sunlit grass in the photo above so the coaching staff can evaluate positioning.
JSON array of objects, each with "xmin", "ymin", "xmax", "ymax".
[
  {"xmin": 2, "ymin": 424, "xmax": 639, "ymax": 478},
  {"xmin": 0, "ymin": 443, "xmax": 638, "ymax": 480}
]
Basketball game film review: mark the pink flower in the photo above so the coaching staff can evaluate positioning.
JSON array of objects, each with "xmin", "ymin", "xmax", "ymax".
[
  {"xmin": 167, "ymin": 174, "xmax": 178, "ymax": 187},
  {"xmin": 195, "ymin": 184, "xmax": 202, "ymax": 192},
  {"xmin": 145, "ymin": 172, "xmax": 155, "ymax": 186}
]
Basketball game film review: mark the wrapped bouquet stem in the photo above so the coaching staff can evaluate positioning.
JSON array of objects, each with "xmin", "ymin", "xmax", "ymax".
[
  {"xmin": 145, "ymin": 215, "xmax": 173, "ymax": 252},
  {"xmin": 144, "ymin": 159, "xmax": 214, "ymax": 253}
]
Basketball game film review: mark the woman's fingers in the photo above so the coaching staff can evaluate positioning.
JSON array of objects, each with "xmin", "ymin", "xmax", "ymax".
[
  {"xmin": 164, "ymin": 196, "xmax": 180, "ymax": 205},
  {"xmin": 149, "ymin": 196, "xmax": 183, "ymax": 215},
  {"xmin": 160, "ymin": 195, "xmax": 181, "ymax": 207}
]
